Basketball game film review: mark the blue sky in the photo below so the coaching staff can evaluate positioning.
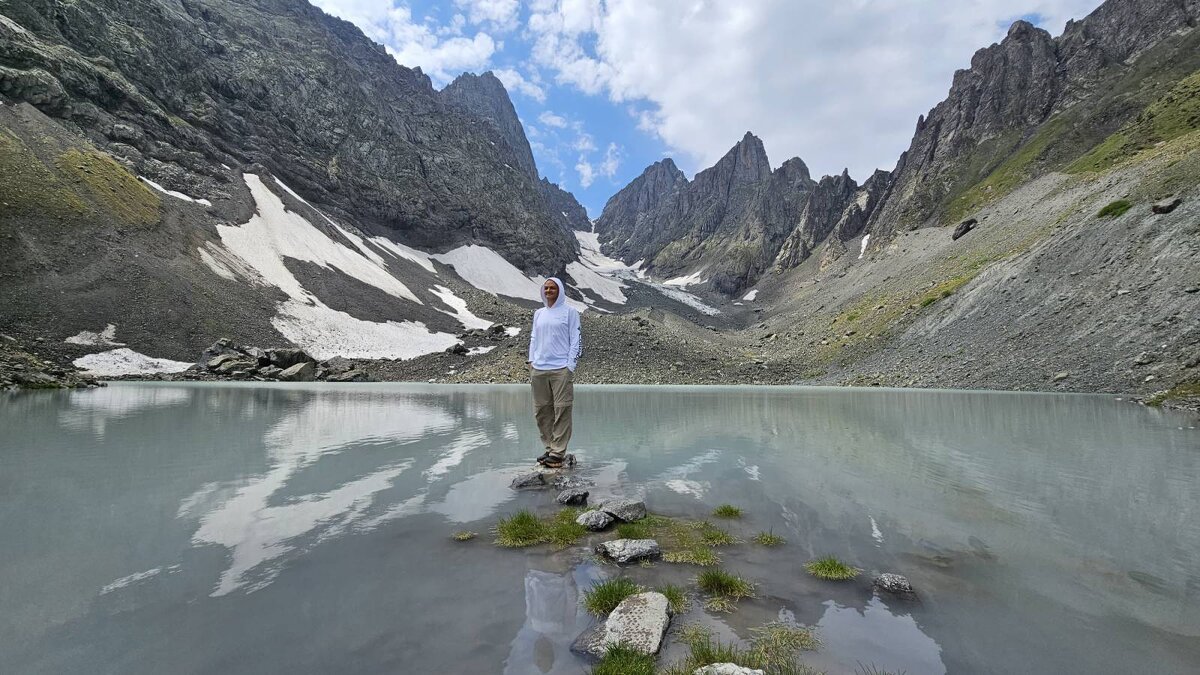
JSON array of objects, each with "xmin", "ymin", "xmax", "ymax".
[{"xmin": 312, "ymin": 1, "xmax": 1103, "ymax": 217}]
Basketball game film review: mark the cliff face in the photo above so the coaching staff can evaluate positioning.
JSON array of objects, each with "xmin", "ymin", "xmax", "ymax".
[{"xmin": 0, "ymin": 0, "xmax": 577, "ymax": 273}]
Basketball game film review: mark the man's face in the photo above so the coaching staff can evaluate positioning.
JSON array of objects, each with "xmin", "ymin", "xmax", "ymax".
[{"xmin": 543, "ymin": 280, "xmax": 559, "ymax": 305}]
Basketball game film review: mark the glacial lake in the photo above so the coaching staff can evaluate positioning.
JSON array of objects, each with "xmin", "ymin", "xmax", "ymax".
[{"xmin": 2, "ymin": 383, "xmax": 1198, "ymax": 674}]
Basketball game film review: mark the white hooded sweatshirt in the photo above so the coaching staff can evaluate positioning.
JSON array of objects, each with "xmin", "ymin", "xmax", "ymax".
[{"xmin": 528, "ymin": 277, "xmax": 582, "ymax": 371}]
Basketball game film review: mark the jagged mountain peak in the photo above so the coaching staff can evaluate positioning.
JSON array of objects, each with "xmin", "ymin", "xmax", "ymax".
[
  {"xmin": 439, "ymin": 70, "xmax": 538, "ymax": 180},
  {"xmin": 775, "ymin": 157, "xmax": 812, "ymax": 184}
]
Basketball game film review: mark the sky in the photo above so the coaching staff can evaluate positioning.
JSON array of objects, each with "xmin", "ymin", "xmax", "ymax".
[{"xmin": 311, "ymin": 0, "xmax": 1104, "ymax": 217}]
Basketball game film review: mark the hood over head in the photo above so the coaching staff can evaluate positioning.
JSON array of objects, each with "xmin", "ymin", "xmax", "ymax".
[{"xmin": 540, "ymin": 277, "xmax": 566, "ymax": 308}]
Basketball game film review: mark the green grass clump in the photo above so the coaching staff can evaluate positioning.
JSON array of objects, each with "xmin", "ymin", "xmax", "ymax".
[
  {"xmin": 1145, "ymin": 381, "xmax": 1200, "ymax": 407},
  {"xmin": 583, "ymin": 578, "xmax": 643, "ymax": 615},
  {"xmin": 616, "ymin": 521, "xmax": 652, "ymax": 539},
  {"xmin": 754, "ymin": 531, "xmax": 786, "ymax": 546},
  {"xmin": 493, "ymin": 508, "xmax": 586, "ymax": 549},
  {"xmin": 664, "ymin": 546, "xmax": 722, "ymax": 567},
  {"xmin": 804, "ymin": 556, "xmax": 862, "ymax": 581},
  {"xmin": 697, "ymin": 568, "xmax": 756, "ymax": 611},
  {"xmin": 856, "ymin": 664, "xmax": 907, "ymax": 675},
  {"xmin": 451, "ymin": 530, "xmax": 477, "ymax": 541},
  {"xmin": 659, "ymin": 622, "xmax": 821, "ymax": 675},
  {"xmin": 657, "ymin": 584, "xmax": 689, "ymax": 614},
  {"xmin": 713, "ymin": 504, "xmax": 743, "ymax": 518},
  {"xmin": 1096, "ymin": 199, "xmax": 1134, "ymax": 218},
  {"xmin": 606, "ymin": 513, "xmax": 732, "ymax": 567},
  {"xmin": 697, "ymin": 521, "xmax": 738, "ymax": 546},
  {"xmin": 592, "ymin": 643, "xmax": 656, "ymax": 675}
]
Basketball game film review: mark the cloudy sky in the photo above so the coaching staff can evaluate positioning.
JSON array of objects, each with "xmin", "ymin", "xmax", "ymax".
[{"xmin": 311, "ymin": 0, "xmax": 1103, "ymax": 216}]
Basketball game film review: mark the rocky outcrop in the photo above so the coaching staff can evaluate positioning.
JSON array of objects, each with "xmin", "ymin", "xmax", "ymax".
[
  {"xmin": 594, "ymin": 158, "xmax": 688, "ymax": 252},
  {"xmin": 0, "ymin": 0, "xmax": 577, "ymax": 273},
  {"xmin": 0, "ymin": 334, "xmax": 102, "ymax": 390},
  {"xmin": 439, "ymin": 71, "xmax": 538, "ymax": 180},
  {"xmin": 539, "ymin": 178, "xmax": 592, "ymax": 233}
]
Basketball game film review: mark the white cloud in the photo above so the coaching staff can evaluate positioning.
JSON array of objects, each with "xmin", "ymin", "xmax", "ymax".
[
  {"xmin": 575, "ymin": 156, "xmax": 596, "ymax": 187},
  {"xmin": 526, "ymin": 0, "xmax": 1103, "ymax": 180},
  {"xmin": 493, "ymin": 67, "xmax": 546, "ymax": 102},
  {"xmin": 456, "ymin": 0, "xmax": 520, "ymax": 32},
  {"xmin": 601, "ymin": 142, "xmax": 621, "ymax": 178},
  {"xmin": 538, "ymin": 110, "xmax": 568, "ymax": 128},
  {"xmin": 572, "ymin": 132, "xmax": 596, "ymax": 152}
]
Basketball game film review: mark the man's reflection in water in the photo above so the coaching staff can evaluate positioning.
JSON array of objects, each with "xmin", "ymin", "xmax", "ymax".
[{"xmin": 504, "ymin": 565, "xmax": 604, "ymax": 674}]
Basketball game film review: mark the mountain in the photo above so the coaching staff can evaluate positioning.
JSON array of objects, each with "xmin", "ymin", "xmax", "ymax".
[{"xmin": 0, "ymin": 0, "xmax": 576, "ymax": 273}]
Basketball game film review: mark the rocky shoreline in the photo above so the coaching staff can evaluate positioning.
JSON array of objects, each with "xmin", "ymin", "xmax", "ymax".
[{"xmin": 0, "ymin": 334, "xmax": 103, "ymax": 390}]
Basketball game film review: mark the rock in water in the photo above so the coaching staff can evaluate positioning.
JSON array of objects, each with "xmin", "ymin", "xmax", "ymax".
[
  {"xmin": 873, "ymin": 573, "xmax": 916, "ymax": 596},
  {"xmin": 510, "ymin": 471, "xmax": 547, "ymax": 489},
  {"xmin": 694, "ymin": 665, "xmax": 766, "ymax": 675},
  {"xmin": 556, "ymin": 488, "xmax": 589, "ymax": 505},
  {"xmin": 278, "ymin": 361, "xmax": 315, "ymax": 382},
  {"xmin": 576, "ymin": 510, "xmax": 614, "ymax": 531},
  {"xmin": 553, "ymin": 475, "xmax": 593, "ymax": 491},
  {"xmin": 595, "ymin": 539, "xmax": 661, "ymax": 563},
  {"xmin": 598, "ymin": 498, "xmax": 647, "ymax": 522},
  {"xmin": 572, "ymin": 592, "xmax": 671, "ymax": 658}
]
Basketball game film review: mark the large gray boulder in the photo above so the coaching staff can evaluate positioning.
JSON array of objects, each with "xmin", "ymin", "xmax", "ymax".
[
  {"xmin": 510, "ymin": 471, "xmax": 547, "ymax": 489},
  {"xmin": 556, "ymin": 488, "xmax": 589, "ymax": 505},
  {"xmin": 278, "ymin": 361, "xmax": 315, "ymax": 382},
  {"xmin": 694, "ymin": 665, "xmax": 765, "ymax": 675},
  {"xmin": 595, "ymin": 539, "xmax": 660, "ymax": 564},
  {"xmin": 269, "ymin": 348, "xmax": 313, "ymax": 369},
  {"xmin": 576, "ymin": 510, "xmax": 614, "ymax": 531},
  {"xmin": 598, "ymin": 498, "xmax": 647, "ymax": 522},
  {"xmin": 572, "ymin": 591, "xmax": 671, "ymax": 658}
]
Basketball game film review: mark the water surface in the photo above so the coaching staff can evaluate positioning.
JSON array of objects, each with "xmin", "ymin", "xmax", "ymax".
[{"xmin": 2, "ymin": 383, "xmax": 1198, "ymax": 674}]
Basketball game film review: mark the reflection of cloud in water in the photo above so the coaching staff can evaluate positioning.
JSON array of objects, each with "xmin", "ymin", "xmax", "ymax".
[
  {"xmin": 185, "ymin": 394, "xmax": 452, "ymax": 596},
  {"xmin": 654, "ymin": 449, "xmax": 720, "ymax": 499},
  {"xmin": 424, "ymin": 429, "xmax": 489, "ymax": 480},
  {"xmin": 59, "ymin": 385, "xmax": 191, "ymax": 436},
  {"xmin": 502, "ymin": 423, "xmax": 519, "ymax": 441},
  {"xmin": 430, "ymin": 468, "xmax": 516, "ymax": 523},
  {"xmin": 808, "ymin": 597, "xmax": 945, "ymax": 675}
]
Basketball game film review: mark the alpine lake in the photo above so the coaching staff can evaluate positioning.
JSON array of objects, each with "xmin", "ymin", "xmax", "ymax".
[{"xmin": 2, "ymin": 382, "xmax": 1198, "ymax": 674}]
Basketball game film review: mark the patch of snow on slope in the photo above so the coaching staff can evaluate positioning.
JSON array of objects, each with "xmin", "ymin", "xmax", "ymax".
[
  {"xmin": 859, "ymin": 234, "xmax": 871, "ymax": 260},
  {"xmin": 505, "ymin": 326, "xmax": 521, "ymax": 337},
  {"xmin": 430, "ymin": 285, "xmax": 492, "ymax": 330},
  {"xmin": 467, "ymin": 345, "xmax": 496, "ymax": 355},
  {"xmin": 73, "ymin": 348, "xmax": 193, "ymax": 376},
  {"xmin": 653, "ymin": 285, "xmax": 721, "ymax": 316},
  {"xmin": 272, "ymin": 300, "xmax": 458, "ymax": 361},
  {"xmin": 140, "ymin": 177, "xmax": 212, "ymax": 206},
  {"xmin": 218, "ymin": 174, "xmax": 419, "ymax": 304},
  {"xmin": 432, "ymin": 244, "xmax": 587, "ymax": 311},
  {"xmin": 566, "ymin": 262, "xmax": 626, "ymax": 304},
  {"xmin": 664, "ymin": 269, "xmax": 706, "ymax": 288},
  {"xmin": 65, "ymin": 323, "xmax": 124, "ymax": 346},
  {"xmin": 742, "ymin": 289, "xmax": 758, "ymax": 301},
  {"xmin": 370, "ymin": 237, "xmax": 437, "ymax": 274}
]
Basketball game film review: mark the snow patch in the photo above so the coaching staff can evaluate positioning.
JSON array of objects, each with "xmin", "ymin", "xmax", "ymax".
[
  {"xmin": 139, "ymin": 177, "xmax": 212, "ymax": 206},
  {"xmin": 65, "ymin": 323, "xmax": 124, "ymax": 346},
  {"xmin": 271, "ymin": 299, "xmax": 458, "ymax": 360},
  {"xmin": 566, "ymin": 261, "xmax": 626, "ymax": 304},
  {"xmin": 430, "ymin": 285, "xmax": 492, "ymax": 330},
  {"xmin": 664, "ymin": 269, "xmax": 706, "ymax": 288},
  {"xmin": 432, "ymin": 245, "xmax": 587, "ymax": 311},
  {"xmin": 100, "ymin": 565, "xmax": 180, "ymax": 595},
  {"xmin": 505, "ymin": 326, "xmax": 521, "ymax": 337},
  {"xmin": 742, "ymin": 289, "xmax": 759, "ymax": 301},
  {"xmin": 859, "ymin": 234, "xmax": 871, "ymax": 260},
  {"xmin": 653, "ymin": 285, "xmax": 721, "ymax": 316},
  {"xmin": 197, "ymin": 241, "xmax": 264, "ymax": 283},
  {"xmin": 467, "ymin": 345, "xmax": 496, "ymax": 355},
  {"xmin": 73, "ymin": 348, "xmax": 193, "ymax": 376},
  {"xmin": 370, "ymin": 236, "xmax": 437, "ymax": 274}
]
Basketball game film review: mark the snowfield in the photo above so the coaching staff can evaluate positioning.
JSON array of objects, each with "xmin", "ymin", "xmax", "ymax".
[
  {"xmin": 74, "ymin": 348, "xmax": 194, "ymax": 376},
  {"xmin": 430, "ymin": 285, "xmax": 493, "ymax": 330},
  {"xmin": 65, "ymin": 323, "xmax": 125, "ymax": 346}
]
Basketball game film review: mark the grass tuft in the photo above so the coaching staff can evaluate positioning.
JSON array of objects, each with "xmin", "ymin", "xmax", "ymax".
[
  {"xmin": 1097, "ymin": 199, "xmax": 1133, "ymax": 218},
  {"xmin": 659, "ymin": 621, "xmax": 821, "ymax": 675},
  {"xmin": 493, "ymin": 508, "xmax": 586, "ymax": 549},
  {"xmin": 657, "ymin": 584, "xmax": 689, "ymax": 615},
  {"xmin": 754, "ymin": 531, "xmax": 786, "ymax": 547},
  {"xmin": 856, "ymin": 663, "xmax": 907, "ymax": 675},
  {"xmin": 592, "ymin": 643, "xmax": 656, "ymax": 675},
  {"xmin": 804, "ymin": 556, "xmax": 862, "ymax": 581},
  {"xmin": 451, "ymin": 530, "xmax": 477, "ymax": 541},
  {"xmin": 712, "ymin": 504, "xmax": 743, "ymax": 518},
  {"xmin": 697, "ymin": 521, "xmax": 738, "ymax": 546},
  {"xmin": 583, "ymin": 578, "xmax": 642, "ymax": 616},
  {"xmin": 697, "ymin": 568, "xmax": 756, "ymax": 612},
  {"xmin": 664, "ymin": 545, "xmax": 721, "ymax": 566},
  {"xmin": 616, "ymin": 521, "xmax": 652, "ymax": 539}
]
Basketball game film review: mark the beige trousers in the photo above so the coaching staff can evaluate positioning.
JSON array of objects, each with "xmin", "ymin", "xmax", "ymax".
[{"xmin": 530, "ymin": 367, "xmax": 573, "ymax": 457}]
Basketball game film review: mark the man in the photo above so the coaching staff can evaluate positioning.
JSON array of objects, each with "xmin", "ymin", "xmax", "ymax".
[{"xmin": 527, "ymin": 277, "xmax": 581, "ymax": 468}]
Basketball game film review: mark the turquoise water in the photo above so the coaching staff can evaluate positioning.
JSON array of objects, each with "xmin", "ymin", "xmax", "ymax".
[{"xmin": 2, "ymin": 382, "xmax": 1198, "ymax": 674}]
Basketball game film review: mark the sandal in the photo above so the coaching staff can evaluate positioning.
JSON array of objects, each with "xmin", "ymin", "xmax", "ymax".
[
  {"xmin": 536, "ymin": 451, "xmax": 554, "ymax": 464},
  {"xmin": 541, "ymin": 457, "xmax": 565, "ymax": 469}
]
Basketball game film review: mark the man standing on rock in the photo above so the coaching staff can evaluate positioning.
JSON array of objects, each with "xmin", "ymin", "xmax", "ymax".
[{"xmin": 528, "ymin": 277, "xmax": 581, "ymax": 468}]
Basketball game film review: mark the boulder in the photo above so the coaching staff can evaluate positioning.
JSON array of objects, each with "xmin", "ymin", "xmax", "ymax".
[
  {"xmin": 553, "ymin": 475, "xmax": 593, "ymax": 491},
  {"xmin": 258, "ymin": 365, "xmax": 283, "ymax": 379},
  {"xmin": 556, "ymin": 488, "xmax": 589, "ymax": 505},
  {"xmin": 323, "ymin": 356, "xmax": 353, "ymax": 373},
  {"xmin": 952, "ymin": 218, "xmax": 978, "ymax": 240},
  {"xmin": 576, "ymin": 510, "xmax": 614, "ymax": 531},
  {"xmin": 595, "ymin": 539, "xmax": 660, "ymax": 564},
  {"xmin": 1134, "ymin": 351, "xmax": 1156, "ymax": 366},
  {"xmin": 694, "ymin": 665, "xmax": 765, "ymax": 675},
  {"xmin": 206, "ymin": 353, "xmax": 238, "ymax": 371},
  {"xmin": 446, "ymin": 343, "xmax": 469, "ymax": 355},
  {"xmin": 510, "ymin": 471, "xmax": 547, "ymax": 489},
  {"xmin": 278, "ymin": 361, "xmax": 316, "ymax": 382},
  {"xmin": 1152, "ymin": 198, "xmax": 1182, "ymax": 214},
  {"xmin": 328, "ymin": 369, "xmax": 368, "ymax": 382},
  {"xmin": 873, "ymin": 573, "xmax": 916, "ymax": 596},
  {"xmin": 215, "ymin": 359, "xmax": 256, "ymax": 375},
  {"xmin": 245, "ymin": 346, "xmax": 269, "ymax": 365},
  {"xmin": 268, "ymin": 348, "xmax": 313, "ymax": 369},
  {"xmin": 571, "ymin": 592, "xmax": 671, "ymax": 658},
  {"xmin": 598, "ymin": 498, "xmax": 647, "ymax": 522}
]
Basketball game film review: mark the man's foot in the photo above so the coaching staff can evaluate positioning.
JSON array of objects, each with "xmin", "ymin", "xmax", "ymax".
[
  {"xmin": 536, "ymin": 451, "xmax": 554, "ymax": 464},
  {"xmin": 541, "ymin": 456, "xmax": 566, "ymax": 469}
]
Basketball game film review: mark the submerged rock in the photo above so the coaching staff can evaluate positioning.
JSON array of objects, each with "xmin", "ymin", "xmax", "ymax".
[
  {"xmin": 553, "ymin": 475, "xmax": 593, "ymax": 491},
  {"xmin": 595, "ymin": 538, "xmax": 660, "ymax": 563},
  {"xmin": 510, "ymin": 471, "xmax": 547, "ymax": 489},
  {"xmin": 598, "ymin": 498, "xmax": 647, "ymax": 522},
  {"xmin": 556, "ymin": 488, "xmax": 589, "ymax": 505},
  {"xmin": 576, "ymin": 510, "xmax": 614, "ymax": 531},
  {"xmin": 694, "ymin": 665, "xmax": 765, "ymax": 675},
  {"xmin": 873, "ymin": 573, "xmax": 916, "ymax": 596},
  {"xmin": 572, "ymin": 591, "xmax": 671, "ymax": 658}
]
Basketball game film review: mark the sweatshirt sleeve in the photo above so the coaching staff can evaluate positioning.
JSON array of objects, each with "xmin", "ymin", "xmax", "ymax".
[
  {"xmin": 527, "ymin": 309, "xmax": 538, "ymax": 363},
  {"xmin": 567, "ymin": 309, "xmax": 582, "ymax": 372}
]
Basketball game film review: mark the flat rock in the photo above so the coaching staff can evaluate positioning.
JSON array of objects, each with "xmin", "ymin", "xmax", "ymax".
[
  {"xmin": 278, "ymin": 361, "xmax": 315, "ymax": 382},
  {"xmin": 510, "ymin": 471, "xmax": 547, "ymax": 489},
  {"xmin": 553, "ymin": 474, "xmax": 593, "ymax": 491},
  {"xmin": 595, "ymin": 538, "xmax": 660, "ymax": 563},
  {"xmin": 694, "ymin": 665, "xmax": 765, "ymax": 675},
  {"xmin": 598, "ymin": 497, "xmax": 647, "ymax": 522},
  {"xmin": 873, "ymin": 573, "xmax": 916, "ymax": 596},
  {"xmin": 576, "ymin": 510, "xmax": 614, "ymax": 531},
  {"xmin": 572, "ymin": 592, "xmax": 670, "ymax": 658},
  {"xmin": 556, "ymin": 488, "xmax": 589, "ymax": 505}
]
